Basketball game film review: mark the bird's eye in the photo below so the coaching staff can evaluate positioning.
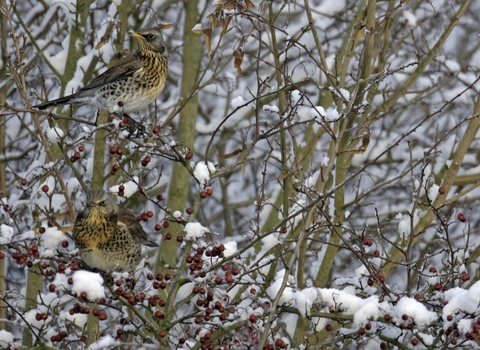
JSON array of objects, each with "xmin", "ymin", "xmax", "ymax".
[
  {"xmin": 99, "ymin": 200, "xmax": 106, "ymax": 206},
  {"xmin": 146, "ymin": 34, "xmax": 155, "ymax": 40}
]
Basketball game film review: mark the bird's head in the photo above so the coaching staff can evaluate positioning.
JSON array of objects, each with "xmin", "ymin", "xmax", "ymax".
[
  {"xmin": 129, "ymin": 27, "xmax": 168, "ymax": 56},
  {"xmin": 84, "ymin": 190, "xmax": 118, "ymax": 218}
]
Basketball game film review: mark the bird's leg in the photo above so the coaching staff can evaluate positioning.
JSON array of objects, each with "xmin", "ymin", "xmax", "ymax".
[
  {"xmin": 94, "ymin": 109, "xmax": 100, "ymax": 126},
  {"xmin": 113, "ymin": 112, "xmax": 145, "ymax": 138}
]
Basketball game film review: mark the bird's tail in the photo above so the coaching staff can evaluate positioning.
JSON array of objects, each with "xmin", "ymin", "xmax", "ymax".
[
  {"xmin": 146, "ymin": 240, "xmax": 159, "ymax": 248},
  {"xmin": 34, "ymin": 95, "xmax": 74, "ymax": 110}
]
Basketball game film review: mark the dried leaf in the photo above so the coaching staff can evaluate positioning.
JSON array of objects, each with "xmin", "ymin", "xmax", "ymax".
[
  {"xmin": 354, "ymin": 135, "xmax": 370, "ymax": 154},
  {"xmin": 204, "ymin": 28, "xmax": 213, "ymax": 56},
  {"xmin": 245, "ymin": 0, "xmax": 255, "ymax": 9},
  {"xmin": 221, "ymin": 16, "xmax": 232, "ymax": 35},
  {"xmin": 210, "ymin": 13, "xmax": 218, "ymax": 31},
  {"xmin": 95, "ymin": 37, "xmax": 106, "ymax": 50},
  {"xmin": 157, "ymin": 23, "xmax": 173, "ymax": 30},
  {"xmin": 233, "ymin": 49, "xmax": 244, "ymax": 74},
  {"xmin": 356, "ymin": 29, "xmax": 365, "ymax": 40},
  {"xmin": 192, "ymin": 24, "xmax": 205, "ymax": 34},
  {"xmin": 219, "ymin": 148, "xmax": 243, "ymax": 159}
]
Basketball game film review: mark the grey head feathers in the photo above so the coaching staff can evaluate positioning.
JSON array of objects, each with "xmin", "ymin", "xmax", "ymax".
[{"xmin": 86, "ymin": 190, "xmax": 118, "ymax": 215}]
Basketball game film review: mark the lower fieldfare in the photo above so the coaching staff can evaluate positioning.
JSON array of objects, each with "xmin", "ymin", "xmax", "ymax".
[{"xmin": 72, "ymin": 190, "xmax": 158, "ymax": 272}]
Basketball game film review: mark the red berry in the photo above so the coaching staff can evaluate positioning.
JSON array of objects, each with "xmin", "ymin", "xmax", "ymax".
[
  {"xmin": 458, "ymin": 213, "xmax": 466, "ymax": 222},
  {"xmin": 42, "ymin": 185, "xmax": 49, "ymax": 193},
  {"xmin": 156, "ymin": 193, "xmax": 163, "ymax": 201},
  {"xmin": 158, "ymin": 330, "xmax": 166, "ymax": 337},
  {"xmin": 21, "ymin": 178, "xmax": 27, "ymax": 186},
  {"xmin": 363, "ymin": 238, "xmax": 373, "ymax": 246},
  {"xmin": 163, "ymin": 221, "xmax": 169, "ymax": 228},
  {"xmin": 73, "ymin": 152, "xmax": 81, "ymax": 160},
  {"xmin": 200, "ymin": 191, "xmax": 207, "ymax": 198},
  {"xmin": 155, "ymin": 224, "xmax": 161, "ymax": 231},
  {"xmin": 0, "ymin": 252, "xmax": 4, "ymax": 259},
  {"xmin": 411, "ymin": 338, "xmax": 418, "ymax": 346},
  {"xmin": 249, "ymin": 314, "xmax": 256, "ymax": 323},
  {"xmin": 438, "ymin": 187, "xmax": 445, "ymax": 194},
  {"xmin": 49, "ymin": 284, "xmax": 56, "ymax": 293},
  {"xmin": 185, "ymin": 152, "xmax": 193, "ymax": 160},
  {"xmin": 206, "ymin": 188, "xmax": 213, "ymax": 196},
  {"xmin": 147, "ymin": 210, "xmax": 153, "ymax": 218},
  {"xmin": 186, "ymin": 207, "xmax": 193, "ymax": 215},
  {"xmin": 165, "ymin": 233, "xmax": 172, "ymax": 240},
  {"xmin": 78, "ymin": 145, "xmax": 85, "ymax": 152},
  {"xmin": 176, "ymin": 235, "xmax": 183, "ymax": 243},
  {"xmin": 153, "ymin": 126, "xmax": 160, "ymax": 134},
  {"xmin": 429, "ymin": 267, "xmax": 437, "ymax": 273},
  {"xmin": 109, "ymin": 146, "xmax": 117, "ymax": 154},
  {"xmin": 116, "ymin": 148, "xmax": 123, "ymax": 156}
]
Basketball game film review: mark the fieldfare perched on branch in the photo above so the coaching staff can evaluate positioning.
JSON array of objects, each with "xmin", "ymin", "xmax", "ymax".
[
  {"xmin": 34, "ymin": 27, "xmax": 168, "ymax": 115},
  {"xmin": 73, "ymin": 190, "xmax": 158, "ymax": 271}
]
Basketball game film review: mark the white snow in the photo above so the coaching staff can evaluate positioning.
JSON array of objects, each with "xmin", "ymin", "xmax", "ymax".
[
  {"xmin": 193, "ymin": 161, "xmax": 215, "ymax": 186},
  {"xmin": 0, "ymin": 224, "xmax": 14, "ymax": 241},
  {"xmin": 90, "ymin": 334, "xmax": 120, "ymax": 349},
  {"xmin": 40, "ymin": 227, "xmax": 67, "ymax": 257},
  {"xmin": 393, "ymin": 297, "xmax": 437, "ymax": 327},
  {"xmin": 184, "ymin": 222, "xmax": 210, "ymax": 241},
  {"xmin": 231, "ymin": 96, "xmax": 247, "ymax": 108},
  {"xmin": 266, "ymin": 269, "xmax": 295, "ymax": 305},
  {"xmin": 109, "ymin": 176, "xmax": 139, "ymax": 198},
  {"xmin": 46, "ymin": 126, "xmax": 65, "ymax": 143},
  {"xmin": 0, "ymin": 330, "xmax": 14, "ymax": 347},
  {"xmin": 263, "ymin": 104, "xmax": 280, "ymax": 113},
  {"xmin": 309, "ymin": 106, "xmax": 325, "ymax": 119},
  {"xmin": 71, "ymin": 271, "xmax": 106, "ymax": 301},
  {"xmin": 402, "ymin": 10, "xmax": 417, "ymax": 27},
  {"xmin": 191, "ymin": 23, "xmax": 203, "ymax": 32},
  {"xmin": 222, "ymin": 241, "xmax": 237, "ymax": 258},
  {"xmin": 290, "ymin": 90, "xmax": 302, "ymax": 105}
]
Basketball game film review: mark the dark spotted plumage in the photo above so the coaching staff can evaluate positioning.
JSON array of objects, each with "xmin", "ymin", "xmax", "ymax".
[
  {"xmin": 72, "ymin": 190, "xmax": 158, "ymax": 271},
  {"xmin": 34, "ymin": 27, "xmax": 168, "ymax": 114}
]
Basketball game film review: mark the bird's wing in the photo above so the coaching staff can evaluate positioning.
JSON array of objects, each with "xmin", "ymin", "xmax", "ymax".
[
  {"xmin": 118, "ymin": 208, "xmax": 158, "ymax": 247},
  {"xmin": 78, "ymin": 52, "xmax": 144, "ymax": 92}
]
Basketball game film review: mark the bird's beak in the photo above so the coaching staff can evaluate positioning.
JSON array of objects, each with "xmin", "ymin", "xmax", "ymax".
[{"xmin": 129, "ymin": 30, "xmax": 143, "ymax": 40}]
